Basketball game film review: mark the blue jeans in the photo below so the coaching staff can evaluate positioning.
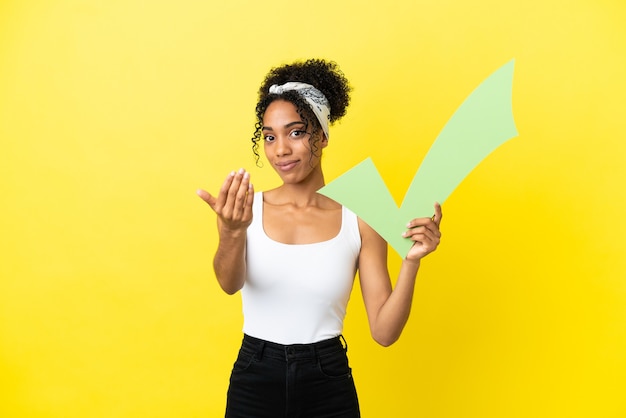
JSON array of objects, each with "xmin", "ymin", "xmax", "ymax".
[{"xmin": 225, "ymin": 334, "xmax": 360, "ymax": 417}]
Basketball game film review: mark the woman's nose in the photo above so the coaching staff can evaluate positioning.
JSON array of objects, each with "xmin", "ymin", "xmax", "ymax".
[{"xmin": 274, "ymin": 136, "xmax": 291, "ymax": 156}]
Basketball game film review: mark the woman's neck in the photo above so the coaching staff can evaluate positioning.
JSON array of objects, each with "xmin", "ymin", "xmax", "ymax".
[{"xmin": 270, "ymin": 169, "xmax": 327, "ymax": 208}]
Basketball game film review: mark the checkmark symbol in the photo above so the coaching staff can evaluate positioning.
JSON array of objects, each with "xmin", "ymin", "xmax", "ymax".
[{"xmin": 319, "ymin": 60, "xmax": 518, "ymax": 257}]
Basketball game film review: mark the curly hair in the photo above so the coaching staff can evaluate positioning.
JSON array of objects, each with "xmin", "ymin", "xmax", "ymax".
[{"xmin": 251, "ymin": 59, "xmax": 352, "ymax": 165}]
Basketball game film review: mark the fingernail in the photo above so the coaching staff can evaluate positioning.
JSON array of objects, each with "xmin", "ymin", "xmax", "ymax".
[
  {"xmin": 243, "ymin": 171, "xmax": 250, "ymax": 180},
  {"xmin": 238, "ymin": 168, "xmax": 244, "ymax": 174}
]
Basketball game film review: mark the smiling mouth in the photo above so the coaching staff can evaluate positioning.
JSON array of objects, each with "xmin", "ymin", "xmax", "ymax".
[{"xmin": 276, "ymin": 160, "xmax": 299, "ymax": 172}]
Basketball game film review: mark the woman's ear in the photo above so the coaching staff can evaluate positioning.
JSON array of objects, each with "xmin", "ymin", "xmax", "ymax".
[{"xmin": 320, "ymin": 133, "xmax": 329, "ymax": 148}]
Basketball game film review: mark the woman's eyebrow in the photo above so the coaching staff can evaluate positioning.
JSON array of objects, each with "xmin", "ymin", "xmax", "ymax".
[
  {"xmin": 262, "ymin": 121, "xmax": 305, "ymax": 131},
  {"xmin": 284, "ymin": 121, "xmax": 305, "ymax": 128}
]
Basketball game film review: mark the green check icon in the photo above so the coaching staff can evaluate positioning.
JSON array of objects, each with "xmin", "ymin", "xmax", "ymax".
[{"xmin": 319, "ymin": 60, "xmax": 518, "ymax": 257}]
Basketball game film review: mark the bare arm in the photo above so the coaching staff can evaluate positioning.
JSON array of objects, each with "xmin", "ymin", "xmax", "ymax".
[
  {"xmin": 197, "ymin": 169, "xmax": 254, "ymax": 294},
  {"xmin": 358, "ymin": 203, "xmax": 442, "ymax": 346}
]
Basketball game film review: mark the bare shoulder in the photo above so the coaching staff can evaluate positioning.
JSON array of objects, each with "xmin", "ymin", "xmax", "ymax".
[
  {"xmin": 315, "ymin": 193, "xmax": 342, "ymax": 211},
  {"xmin": 357, "ymin": 217, "xmax": 384, "ymax": 242},
  {"xmin": 355, "ymin": 217, "xmax": 390, "ymax": 287},
  {"xmin": 261, "ymin": 188, "xmax": 279, "ymax": 203}
]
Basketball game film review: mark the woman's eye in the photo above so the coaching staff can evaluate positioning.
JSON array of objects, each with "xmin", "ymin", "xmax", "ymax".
[
  {"xmin": 290, "ymin": 130, "xmax": 307, "ymax": 138},
  {"xmin": 263, "ymin": 135, "xmax": 275, "ymax": 142}
]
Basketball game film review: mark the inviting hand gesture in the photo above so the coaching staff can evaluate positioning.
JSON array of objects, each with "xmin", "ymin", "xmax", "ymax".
[{"xmin": 197, "ymin": 168, "xmax": 254, "ymax": 233}]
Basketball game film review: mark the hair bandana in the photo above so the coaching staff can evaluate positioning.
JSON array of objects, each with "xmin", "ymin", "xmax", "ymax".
[{"xmin": 268, "ymin": 82, "xmax": 331, "ymax": 139}]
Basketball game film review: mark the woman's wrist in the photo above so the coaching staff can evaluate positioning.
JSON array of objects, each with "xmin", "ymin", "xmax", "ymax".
[{"xmin": 402, "ymin": 257, "xmax": 421, "ymax": 268}]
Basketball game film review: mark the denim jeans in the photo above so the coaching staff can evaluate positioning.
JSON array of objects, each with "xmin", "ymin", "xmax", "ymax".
[{"xmin": 225, "ymin": 334, "xmax": 360, "ymax": 418}]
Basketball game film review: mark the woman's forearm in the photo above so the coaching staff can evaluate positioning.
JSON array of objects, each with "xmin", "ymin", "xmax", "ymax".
[
  {"xmin": 370, "ymin": 260, "xmax": 421, "ymax": 346},
  {"xmin": 213, "ymin": 228, "xmax": 247, "ymax": 295}
]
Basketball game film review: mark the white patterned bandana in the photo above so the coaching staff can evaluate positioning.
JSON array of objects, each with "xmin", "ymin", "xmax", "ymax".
[{"xmin": 268, "ymin": 82, "xmax": 331, "ymax": 139}]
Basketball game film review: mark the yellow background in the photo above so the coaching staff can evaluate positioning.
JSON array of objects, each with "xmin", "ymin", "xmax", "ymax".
[{"xmin": 1, "ymin": 0, "xmax": 625, "ymax": 416}]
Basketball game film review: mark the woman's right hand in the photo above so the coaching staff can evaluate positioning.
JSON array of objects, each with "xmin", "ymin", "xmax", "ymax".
[{"xmin": 197, "ymin": 168, "xmax": 254, "ymax": 233}]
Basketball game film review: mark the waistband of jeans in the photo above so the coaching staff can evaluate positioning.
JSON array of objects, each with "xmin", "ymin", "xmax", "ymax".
[{"xmin": 241, "ymin": 334, "xmax": 347, "ymax": 360}]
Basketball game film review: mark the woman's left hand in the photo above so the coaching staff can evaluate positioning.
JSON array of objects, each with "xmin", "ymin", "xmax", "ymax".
[{"xmin": 402, "ymin": 202, "xmax": 443, "ymax": 262}]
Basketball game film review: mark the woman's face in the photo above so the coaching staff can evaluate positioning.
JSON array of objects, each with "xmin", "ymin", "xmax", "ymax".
[{"xmin": 261, "ymin": 100, "xmax": 327, "ymax": 184}]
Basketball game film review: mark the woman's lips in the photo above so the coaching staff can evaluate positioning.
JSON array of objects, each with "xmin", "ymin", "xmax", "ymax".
[{"xmin": 276, "ymin": 160, "xmax": 299, "ymax": 172}]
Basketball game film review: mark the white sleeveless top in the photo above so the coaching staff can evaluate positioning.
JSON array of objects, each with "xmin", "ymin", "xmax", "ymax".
[{"xmin": 241, "ymin": 192, "xmax": 362, "ymax": 344}]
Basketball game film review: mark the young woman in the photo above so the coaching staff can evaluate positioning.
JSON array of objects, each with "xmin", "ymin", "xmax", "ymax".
[{"xmin": 197, "ymin": 59, "xmax": 442, "ymax": 418}]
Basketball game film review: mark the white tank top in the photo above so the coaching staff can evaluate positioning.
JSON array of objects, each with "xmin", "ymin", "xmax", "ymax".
[{"xmin": 242, "ymin": 192, "xmax": 362, "ymax": 344}]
